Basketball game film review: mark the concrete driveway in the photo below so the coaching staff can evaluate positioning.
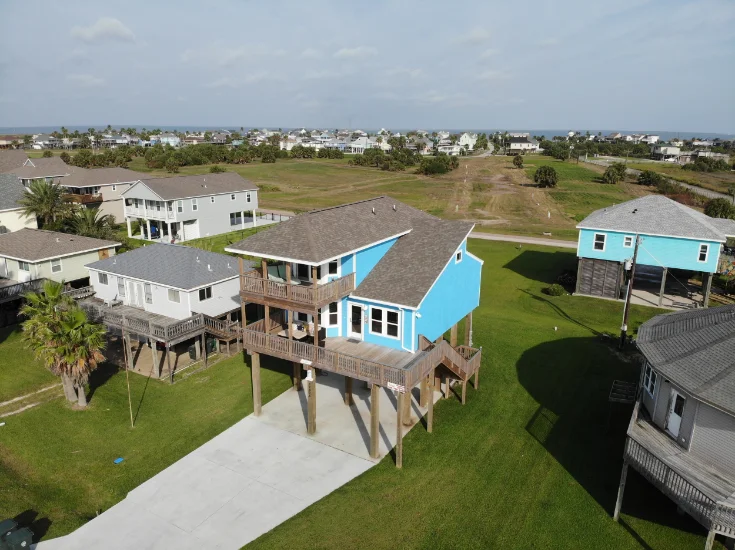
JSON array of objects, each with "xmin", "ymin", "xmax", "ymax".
[{"xmin": 36, "ymin": 375, "xmax": 435, "ymax": 550}]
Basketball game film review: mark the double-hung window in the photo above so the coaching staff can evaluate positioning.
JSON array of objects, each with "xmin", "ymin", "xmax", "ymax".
[
  {"xmin": 168, "ymin": 289, "xmax": 180, "ymax": 303},
  {"xmin": 117, "ymin": 278, "xmax": 126, "ymax": 298},
  {"xmin": 98, "ymin": 272, "xmax": 108, "ymax": 285},
  {"xmin": 210, "ymin": 196, "xmax": 215, "ymax": 204},
  {"xmin": 623, "ymin": 235, "xmax": 634, "ymax": 248},
  {"xmin": 144, "ymin": 283, "xmax": 153, "ymax": 304},
  {"xmin": 593, "ymin": 233, "xmax": 606, "ymax": 251},
  {"xmin": 325, "ymin": 302, "xmax": 338, "ymax": 326},
  {"xmin": 698, "ymin": 244, "xmax": 709, "ymax": 263},
  {"xmin": 328, "ymin": 260, "xmax": 338, "ymax": 276},
  {"xmin": 246, "ymin": 192, "xmax": 252, "ymax": 203},
  {"xmin": 51, "ymin": 258, "xmax": 62, "ymax": 273},
  {"xmin": 643, "ymin": 364, "xmax": 657, "ymax": 396},
  {"xmin": 177, "ymin": 200, "xmax": 183, "ymax": 213},
  {"xmin": 18, "ymin": 261, "xmax": 30, "ymax": 272},
  {"xmin": 199, "ymin": 286, "xmax": 212, "ymax": 301},
  {"xmin": 191, "ymin": 198, "xmax": 198, "ymax": 211},
  {"xmin": 370, "ymin": 307, "xmax": 400, "ymax": 339}
]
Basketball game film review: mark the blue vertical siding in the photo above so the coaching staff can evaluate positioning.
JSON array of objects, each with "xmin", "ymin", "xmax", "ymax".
[
  {"xmin": 415, "ymin": 239, "xmax": 482, "ymax": 344},
  {"xmin": 578, "ymin": 229, "xmax": 721, "ymax": 272},
  {"xmin": 353, "ymin": 238, "xmax": 398, "ymax": 285},
  {"xmin": 338, "ymin": 297, "xmax": 410, "ymax": 351}
]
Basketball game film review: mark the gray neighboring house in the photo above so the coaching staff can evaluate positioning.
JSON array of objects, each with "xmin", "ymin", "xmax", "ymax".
[
  {"xmin": 0, "ymin": 229, "xmax": 119, "ymax": 284},
  {"xmin": 0, "ymin": 173, "xmax": 37, "ymax": 233},
  {"xmin": 4, "ymin": 157, "xmax": 71, "ymax": 186},
  {"xmin": 121, "ymin": 172, "xmax": 262, "ymax": 242},
  {"xmin": 615, "ymin": 306, "xmax": 735, "ymax": 548}
]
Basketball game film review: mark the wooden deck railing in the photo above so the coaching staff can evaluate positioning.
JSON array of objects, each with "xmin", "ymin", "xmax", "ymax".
[
  {"xmin": 0, "ymin": 278, "xmax": 48, "ymax": 303},
  {"xmin": 63, "ymin": 286, "xmax": 96, "ymax": 300},
  {"xmin": 204, "ymin": 315, "xmax": 240, "ymax": 338},
  {"xmin": 240, "ymin": 272, "xmax": 355, "ymax": 307}
]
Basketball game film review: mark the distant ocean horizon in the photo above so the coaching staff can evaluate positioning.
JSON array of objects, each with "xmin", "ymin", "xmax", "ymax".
[{"xmin": 0, "ymin": 125, "xmax": 733, "ymax": 141}]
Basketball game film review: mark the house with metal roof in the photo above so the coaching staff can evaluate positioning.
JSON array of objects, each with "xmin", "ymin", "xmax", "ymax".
[
  {"xmin": 121, "ymin": 172, "xmax": 263, "ymax": 242},
  {"xmin": 0, "ymin": 174, "xmax": 37, "ymax": 233},
  {"xmin": 575, "ymin": 195, "xmax": 735, "ymax": 308},
  {"xmin": 0, "ymin": 228, "xmax": 119, "ymax": 285},
  {"xmin": 614, "ymin": 306, "xmax": 735, "ymax": 548},
  {"xmin": 224, "ymin": 196, "xmax": 484, "ymax": 466}
]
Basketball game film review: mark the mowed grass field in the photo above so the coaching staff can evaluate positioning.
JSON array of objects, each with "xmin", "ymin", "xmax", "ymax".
[
  {"xmin": 0, "ymin": 240, "xmax": 715, "ymax": 547},
  {"xmin": 626, "ymin": 161, "xmax": 735, "ymax": 194},
  {"xmin": 246, "ymin": 240, "xmax": 714, "ymax": 550}
]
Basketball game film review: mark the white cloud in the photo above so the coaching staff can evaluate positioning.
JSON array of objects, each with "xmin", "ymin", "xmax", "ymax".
[
  {"xmin": 205, "ymin": 77, "xmax": 237, "ymax": 89},
  {"xmin": 300, "ymin": 48, "xmax": 322, "ymax": 59},
  {"xmin": 334, "ymin": 46, "xmax": 378, "ymax": 59},
  {"xmin": 479, "ymin": 48, "xmax": 499, "ymax": 58},
  {"xmin": 456, "ymin": 27, "xmax": 490, "ymax": 45},
  {"xmin": 70, "ymin": 17, "xmax": 135, "ymax": 43},
  {"xmin": 476, "ymin": 70, "xmax": 512, "ymax": 81},
  {"xmin": 66, "ymin": 73, "xmax": 105, "ymax": 87}
]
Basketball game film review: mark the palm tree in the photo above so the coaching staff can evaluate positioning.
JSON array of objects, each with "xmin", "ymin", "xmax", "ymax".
[
  {"xmin": 18, "ymin": 179, "xmax": 69, "ymax": 228},
  {"xmin": 21, "ymin": 282, "xmax": 106, "ymax": 407},
  {"xmin": 67, "ymin": 208, "xmax": 116, "ymax": 238}
]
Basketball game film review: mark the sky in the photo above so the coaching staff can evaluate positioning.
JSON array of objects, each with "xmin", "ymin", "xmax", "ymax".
[{"xmin": 0, "ymin": 0, "xmax": 734, "ymax": 133}]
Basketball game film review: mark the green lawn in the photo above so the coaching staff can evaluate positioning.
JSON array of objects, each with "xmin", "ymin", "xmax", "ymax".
[
  {"xmin": 0, "ymin": 353, "xmax": 292, "ymax": 541},
  {"xmin": 0, "ymin": 327, "xmax": 57, "ymax": 403},
  {"xmin": 626, "ymin": 161, "xmax": 735, "ymax": 195},
  {"xmin": 247, "ymin": 240, "xmax": 712, "ymax": 550}
]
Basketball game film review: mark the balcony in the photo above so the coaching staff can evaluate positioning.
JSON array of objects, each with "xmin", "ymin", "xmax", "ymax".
[
  {"xmin": 239, "ymin": 270, "xmax": 355, "ymax": 311},
  {"xmin": 125, "ymin": 205, "xmax": 176, "ymax": 221},
  {"xmin": 65, "ymin": 193, "xmax": 103, "ymax": 205}
]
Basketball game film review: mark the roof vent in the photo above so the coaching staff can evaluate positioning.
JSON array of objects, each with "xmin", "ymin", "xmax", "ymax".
[
  {"xmin": 372, "ymin": 207, "xmax": 375, "ymax": 214},
  {"xmin": 207, "ymin": 264, "xmax": 212, "ymax": 271},
  {"xmin": 56, "ymin": 237, "xmax": 60, "ymax": 242},
  {"xmin": 196, "ymin": 256, "xmax": 200, "ymax": 263},
  {"xmin": 393, "ymin": 204, "xmax": 396, "ymax": 211}
]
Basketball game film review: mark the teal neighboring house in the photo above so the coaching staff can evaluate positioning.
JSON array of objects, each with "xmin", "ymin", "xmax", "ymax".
[
  {"xmin": 225, "ymin": 196, "xmax": 483, "ymax": 465},
  {"xmin": 575, "ymin": 195, "xmax": 735, "ymax": 307}
]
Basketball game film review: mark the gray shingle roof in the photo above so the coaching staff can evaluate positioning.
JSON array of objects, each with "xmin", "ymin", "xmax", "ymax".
[
  {"xmin": 353, "ymin": 218, "xmax": 474, "ymax": 308},
  {"xmin": 0, "ymin": 150, "xmax": 29, "ymax": 174},
  {"xmin": 637, "ymin": 305, "xmax": 735, "ymax": 416},
  {"xmin": 226, "ymin": 196, "xmax": 435, "ymax": 264},
  {"xmin": 4, "ymin": 157, "xmax": 71, "ymax": 179},
  {"xmin": 58, "ymin": 167, "xmax": 149, "ymax": 188},
  {"xmin": 126, "ymin": 172, "xmax": 258, "ymax": 201},
  {"xmin": 86, "ymin": 243, "xmax": 253, "ymax": 290},
  {"xmin": 0, "ymin": 229, "xmax": 119, "ymax": 262},
  {"xmin": 0, "ymin": 174, "xmax": 26, "ymax": 211},
  {"xmin": 577, "ymin": 195, "xmax": 735, "ymax": 242}
]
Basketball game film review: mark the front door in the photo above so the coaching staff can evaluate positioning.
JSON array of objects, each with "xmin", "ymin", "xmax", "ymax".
[
  {"xmin": 348, "ymin": 303, "xmax": 363, "ymax": 340},
  {"xmin": 666, "ymin": 390, "xmax": 686, "ymax": 438}
]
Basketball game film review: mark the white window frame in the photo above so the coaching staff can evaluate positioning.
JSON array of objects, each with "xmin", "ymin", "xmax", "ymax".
[
  {"xmin": 369, "ymin": 306, "xmax": 401, "ymax": 340},
  {"xmin": 144, "ymin": 283, "xmax": 153, "ymax": 304},
  {"xmin": 199, "ymin": 286, "xmax": 212, "ymax": 301},
  {"xmin": 210, "ymin": 196, "xmax": 215, "ymax": 204},
  {"xmin": 230, "ymin": 194, "xmax": 236, "ymax": 201},
  {"xmin": 51, "ymin": 258, "xmax": 62, "ymax": 273},
  {"xmin": 322, "ymin": 302, "xmax": 339, "ymax": 327},
  {"xmin": 98, "ymin": 272, "xmax": 108, "ymax": 285},
  {"xmin": 167, "ymin": 289, "xmax": 180, "ymax": 303},
  {"xmin": 112, "ymin": 184, "xmax": 117, "ymax": 191},
  {"xmin": 698, "ymin": 244, "xmax": 709, "ymax": 263},
  {"xmin": 177, "ymin": 200, "xmax": 183, "ymax": 213},
  {"xmin": 117, "ymin": 278, "xmax": 126, "ymax": 298},
  {"xmin": 18, "ymin": 261, "xmax": 30, "ymax": 272},
  {"xmin": 643, "ymin": 364, "xmax": 657, "ymax": 396},
  {"xmin": 593, "ymin": 233, "xmax": 606, "ymax": 252},
  {"xmin": 191, "ymin": 198, "xmax": 198, "ymax": 211},
  {"xmin": 246, "ymin": 192, "xmax": 251, "ymax": 203},
  {"xmin": 623, "ymin": 235, "xmax": 634, "ymax": 248},
  {"xmin": 455, "ymin": 250, "xmax": 463, "ymax": 263}
]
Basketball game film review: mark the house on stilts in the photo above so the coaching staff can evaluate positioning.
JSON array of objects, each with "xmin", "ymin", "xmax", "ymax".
[
  {"xmin": 225, "ymin": 196, "xmax": 484, "ymax": 467},
  {"xmin": 614, "ymin": 306, "xmax": 735, "ymax": 549}
]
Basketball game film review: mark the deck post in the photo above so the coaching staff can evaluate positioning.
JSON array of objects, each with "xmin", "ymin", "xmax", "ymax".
[
  {"xmin": 703, "ymin": 271, "xmax": 712, "ymax": 309},
  {"xmin": 292, "ymin": 363, "xmax": 302, "ymax": 391},
  {"xmin": 464, "ymin": 312, "xmax": 472, "ymax": 346},
  {"xmin": 370, "ymin": 383, "xmax": 380, "ymax": 458},
  {"xmin": 396, "ymin": 392, "xmax": 404, "ymax": 468},
  {"xmin": 461, "ymin": 379, "xmax": 467, "ymax": 405},
  {"xmin": 474, "ymin": 366, "xmax": 480, "ymax": 390},
  {"xmin": 149, "ymin": 339, "xmax": 158, "ymax": 377},
  {"xmin": 450, "ymin": 323, "xmax": 458, "ymax": 347},
  {"xmin": 613, "ymin": 461, "xmax": 629, "ymax": 522},
  {"xmin": 704, "ymin": 528, "xmax": 716, "ymax": 550},
  {"xmin": 286, "ymin": 263, "xmax": 292, "ymax": 299},
  {"xmin": 419, "ymin": 377, "xmax": 428, "ymax": 408},
  {"xmin": 427, "ymin": 369, "xmax": 435, "ymax": 433},
  {"xmin": 445, "ymin": 374, "xmax": 452, "ymax": 399},
  {"xmin": 658, "ymin": 267, "xmax": 668, "ymax": 307},
  {"xmin": 344, "ymin": 376, "xmax": 353, "ymax": 406},
  {"xmin": 201, "ymin": 333, "xmax": 207, "ymax": 368},
  {"xmin": 251, "ymin": 352, "xmax": 262, "ymax": 416},
  {"xmin": 166, "ymin": 342, "xmax": 173, "ymax": 383},
  {"xmin": 126, "ymin": 330, "xmax": 135, "ymax": 371},
  {"xmin": 307, "ymin": 369, "xmax": 316, "ymax": 434},
  {"xmin": 402, "ymin": 386, "xmax": 412, "ymax": 426},
  {"xmin": 261, "ymin": 259, "xmax": 268, "ymax": 296}
]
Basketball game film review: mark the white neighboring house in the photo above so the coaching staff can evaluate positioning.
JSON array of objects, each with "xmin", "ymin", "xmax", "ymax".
[
  {"xmin": 85, "ymin": 244, "xmax": 252, "ymax": 320},
  {"xmin": 651, "ymin": 145, "xmax": 681, "ymax": 161},
  {"xmin": 122, "ymin": 172, "xmax": 261, "ymax": 242},
  {"xmin": 0, "ymin": 174, "xmax": 37, "ymax": 233},
  {"xmin": 509, "ymin": 136, "xmax": 540, "ymax": 154},
  {"xmin": 437, "ymin": 142, "xmax": 461, "ymax": 156},
  {"xmin": 0, "ymin": 229, "xmax": 118, "ymax": 284},
  {"xmin": 458, "ymin": 132, "xmax": 478, "ymax": 151},
  {"xmin": 641, "ymin": 135, "xmax": 660, "ymax": 144}
]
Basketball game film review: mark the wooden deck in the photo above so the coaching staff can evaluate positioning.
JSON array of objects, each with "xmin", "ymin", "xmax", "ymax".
[
  {"xmin": 625, "ymin": 404, "xmax": 735, "ymax": 535},
  {"xmin": 324, "ymin": 337, "xmax": 416, "ymax": 369}
]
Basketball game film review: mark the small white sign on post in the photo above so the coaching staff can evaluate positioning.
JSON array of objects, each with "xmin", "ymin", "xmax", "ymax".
[
  {"xmin": 387, "ymin": 382, "xmax": 406, "ymax": 394},
  {"xmin": 300, "ymin": 359, "xmax": 312, "ymax": 366}
]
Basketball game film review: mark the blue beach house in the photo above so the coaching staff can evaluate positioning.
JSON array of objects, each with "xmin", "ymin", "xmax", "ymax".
[
  {"xmin": 225, "ymin": 196, "xmax": 483, "ymax": 464},
  {"xmin": 575, "ymin": 195, "xmax": 735, "ymax": 308}
]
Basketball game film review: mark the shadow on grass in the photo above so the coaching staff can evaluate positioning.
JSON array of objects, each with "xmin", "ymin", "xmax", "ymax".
[
  {"xmin": 503, "ymin": 250, "xmax": 577, "ymax": 286},
  {"xmin": 517, "ymin": 336, "xmax": 705, "ymax": 539},
  {"xmin": 520, "ymin": 290, "xmax": 601, "ymax": 336},
  {"xmin": 86, "ymin": 362, "xmax": 119, "ymax": 403},
  {"xmin": 13, "ymin": 509, "xmax": 52, "ymax": 543}
]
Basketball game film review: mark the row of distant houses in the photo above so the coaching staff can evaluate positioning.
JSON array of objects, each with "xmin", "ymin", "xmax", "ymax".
[{"xmin": 650, "ymin": 145, "xmax": 731, "ymax": 164}]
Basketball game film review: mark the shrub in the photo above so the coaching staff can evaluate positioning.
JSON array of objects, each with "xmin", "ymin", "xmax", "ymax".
[
  {"xmin": 602, "ymin": 166, "xmax": 621, "ymax": 184},
  {"xmin": 704, "ymin": 198, "xmax": 735, "ymax": 219},
  {"xmin": 544, "ymin": 284, "xmax": 566, "ymax": 296},
  {"xmin": 512, "ymin": 155, "xmax": 523, "ymax": 168},
  {"xmin": 534, "ymin": 165, "xmax": 558, "ymax": 188},
  {"xmin": 60, "ymin": 151, "xmax": 71, "ymax": 164},
  {"xmin": 609, "ymin": 162, "xmax": 628, "ymax": 179},
  {"xmin": 683, "ymin": 157, "xmax": 731, "ymax": 172},
  {"xmin": 637, "ymin": 170, "xmax": 664, "ymax": 186},
  {"xmin": 42, "ymin": 149, "xmax": 53, "ymax": 158},
  {"xmin": 209, "ymin": 165, "xmax": 225, "ymax": 173}
]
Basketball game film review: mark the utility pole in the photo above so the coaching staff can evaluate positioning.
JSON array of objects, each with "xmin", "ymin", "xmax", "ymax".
[{"xmin": 620, "ymin": 235, "xmax": 641, "ymax": 349}]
